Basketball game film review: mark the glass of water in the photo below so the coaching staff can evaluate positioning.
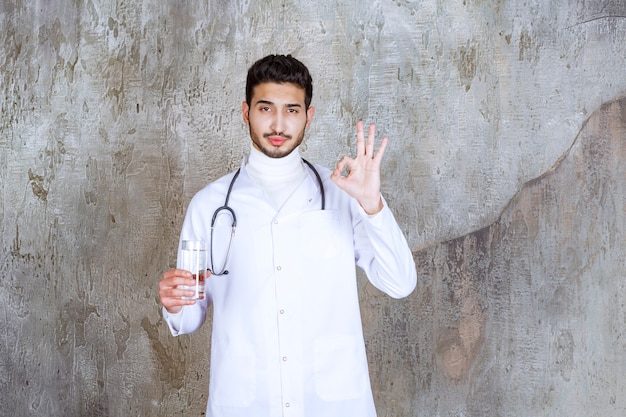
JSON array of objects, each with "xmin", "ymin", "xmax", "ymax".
[{"xmin": 180, "ymin": 240, "xmax": 207, "ymax": 300}]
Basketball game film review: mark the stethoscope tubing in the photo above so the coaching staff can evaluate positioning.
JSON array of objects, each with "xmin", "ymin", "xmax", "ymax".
[{"xmin": 209, "ymin": 159, "xmax": 325, "ymax": 276}]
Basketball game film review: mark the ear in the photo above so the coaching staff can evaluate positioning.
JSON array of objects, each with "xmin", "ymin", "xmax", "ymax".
[
  {"xmin": 242, "ymin": 101, "xmax": 250, "ymax": 125},
  {"xmin": 305, "ymin": 106, "xmax": 315, "ymax": 128}
]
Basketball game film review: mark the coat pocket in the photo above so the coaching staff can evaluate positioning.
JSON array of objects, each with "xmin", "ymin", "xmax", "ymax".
[
  {"xmin": 299, "ymin": 209, "xmax": 346, "ymax": 261},
  {"xmin": 313, "ymin": 335, "xmax": 370, "ymax": 401},
  {"xmin": 209, "ymin": 340, "xmax": 256, "ymax": 407}
]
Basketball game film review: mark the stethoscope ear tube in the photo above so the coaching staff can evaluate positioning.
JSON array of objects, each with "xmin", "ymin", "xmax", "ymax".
[
  {"xmin": 209, "ymin": 169, "xmax": 240, "ymax": 276},
  {"xmin": 209, "ymin": 206, "xmax": 236, "ymax": 276},
  {"xmin": 223, "ymin": 168, "xmax": 241, "ymax": 209},
  {"xmin": 302, "ymin": 159, "xmax": 325, "ymax": 210}
]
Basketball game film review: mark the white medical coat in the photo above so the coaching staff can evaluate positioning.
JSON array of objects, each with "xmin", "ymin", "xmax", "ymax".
[{"xmin": 163, "ymin": 158, "xmax": 417, "ymax": 417}]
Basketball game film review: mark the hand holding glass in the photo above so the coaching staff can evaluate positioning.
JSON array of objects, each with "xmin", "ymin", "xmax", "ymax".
[{"xmin": 180, "ymin": 240, "xmax": 207, "ymax": 300}]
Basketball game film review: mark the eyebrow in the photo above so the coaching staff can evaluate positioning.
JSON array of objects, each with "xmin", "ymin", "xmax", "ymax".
[{"xmin": 255, "ymin": 99, "xmax": 303, "ymax": 108}]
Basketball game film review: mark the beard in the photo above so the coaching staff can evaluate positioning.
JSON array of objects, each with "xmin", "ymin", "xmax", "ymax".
[{"xmin": 249, "ymin": 128, "xmax": 305, "ymax": 159}]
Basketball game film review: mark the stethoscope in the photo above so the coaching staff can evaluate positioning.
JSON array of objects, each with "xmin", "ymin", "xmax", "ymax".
[{"xmin": 209, "ymin": 158, "xmax": 325, "ymax": 276}]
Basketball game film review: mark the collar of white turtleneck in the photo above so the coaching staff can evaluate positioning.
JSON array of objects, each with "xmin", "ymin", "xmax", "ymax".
[{"xmin": 246, "ymin": 145, "xmax": 308, "ymax": 209}]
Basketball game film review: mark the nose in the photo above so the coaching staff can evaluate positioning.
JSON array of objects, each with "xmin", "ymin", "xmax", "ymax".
[{"xmin": 270, "ymin": 112, "xmax": 285, "ymax": 134}]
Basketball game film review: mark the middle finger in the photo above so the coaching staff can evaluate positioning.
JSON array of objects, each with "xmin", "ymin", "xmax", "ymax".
[{"xmin": 366, "ymin": 123, "xmax": 376, "ymax": 158}]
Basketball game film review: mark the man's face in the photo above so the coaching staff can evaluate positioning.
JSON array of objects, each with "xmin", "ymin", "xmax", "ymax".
[{"xmin": 242, "ymin": 82, "xmax": 314, "ymax": 159}]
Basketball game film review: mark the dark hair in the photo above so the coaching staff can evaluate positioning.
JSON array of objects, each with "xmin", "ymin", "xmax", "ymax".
[{"xmin": 245, "ymin": 54, "xmax": 313, "ymax": 109}]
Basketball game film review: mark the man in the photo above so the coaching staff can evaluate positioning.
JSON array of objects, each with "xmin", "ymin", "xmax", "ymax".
[{"xmin": 158, "ymin": 54, "xmax": 417, "ymax": 417}]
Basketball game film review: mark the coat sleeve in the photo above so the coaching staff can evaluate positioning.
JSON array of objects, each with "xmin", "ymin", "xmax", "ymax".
[
  {"xmin": 352, "ymin": 197, "xmax": 417, "ymax": 299},
  {"xmin": 162, "ymin": 303, "xmax": 208, "ymax": 336},
  {"xmin": 161, "ymin": 185, "xmax": 214, "ymax": 336}
]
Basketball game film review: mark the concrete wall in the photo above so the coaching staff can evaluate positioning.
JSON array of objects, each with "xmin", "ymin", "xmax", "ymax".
[{"xmin": 1, "ymin": 1, "xmax": 625, "ymax": 416}]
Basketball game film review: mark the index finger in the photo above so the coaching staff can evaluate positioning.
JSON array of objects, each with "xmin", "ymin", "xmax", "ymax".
[
  {"xmin": 160, "ymin": 269, "xmax": 193, "ymax": 286},
  {"xmin": 163, "ymin": 268, "xmax": 193, "ymax": 279}
]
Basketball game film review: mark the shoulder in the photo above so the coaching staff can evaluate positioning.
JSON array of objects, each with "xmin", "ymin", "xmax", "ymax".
[{"xmin": 189, "ymin": 169, "xmax": 241, "ymax": 206}]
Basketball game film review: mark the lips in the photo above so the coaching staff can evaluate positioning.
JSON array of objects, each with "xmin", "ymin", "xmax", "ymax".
[{"xmin": 265, "ymin": 133, "xmax": 290, "ymax": 146}]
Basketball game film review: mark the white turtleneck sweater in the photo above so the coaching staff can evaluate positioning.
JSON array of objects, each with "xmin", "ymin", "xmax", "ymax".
[{"xmin": 246, "ymin": 145, "xmax": 308, "ymax": 209}]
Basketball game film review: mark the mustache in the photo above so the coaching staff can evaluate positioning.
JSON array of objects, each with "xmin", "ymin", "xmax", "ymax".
[{"xmin": 264, "ymin": 132, "xmax": 292, "ymax": 140}]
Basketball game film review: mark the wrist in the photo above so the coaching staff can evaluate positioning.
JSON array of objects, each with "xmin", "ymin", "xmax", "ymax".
[
  {"xmin": 164, "ymin": 305, "xmax": 183, "ymax": 315},
  {"xmin": 360, "ymin": 196, "xmax": 383, "ymax": 215}
]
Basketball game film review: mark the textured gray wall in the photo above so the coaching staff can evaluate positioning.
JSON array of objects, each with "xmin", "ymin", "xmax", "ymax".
[{"xmin": 1, "ymin": 0, "xmax": 625, "ymax": 416}]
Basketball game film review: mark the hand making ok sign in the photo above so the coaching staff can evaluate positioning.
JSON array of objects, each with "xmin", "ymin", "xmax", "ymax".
[{"xmin": 330, "ymin": 121, "xmax": 388, "ymax": 215}]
